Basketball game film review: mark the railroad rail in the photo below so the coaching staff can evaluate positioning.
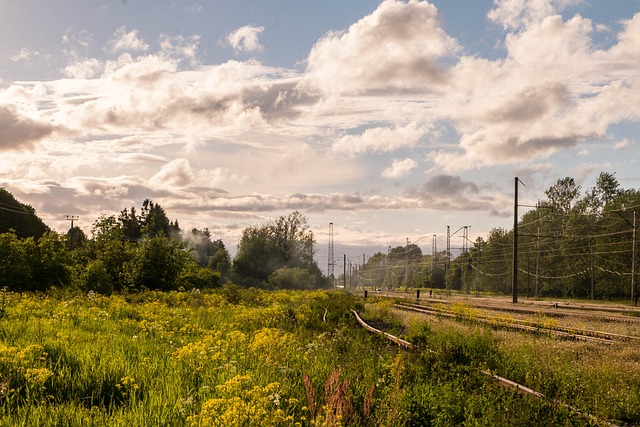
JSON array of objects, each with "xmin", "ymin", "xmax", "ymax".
[
  {"xmin": 350, "ymin": 309, "xmax": 620, "ymax": 427},
  {"xmin": 394, "ymin": 302, "xmax": 640, "ymax": 344}
]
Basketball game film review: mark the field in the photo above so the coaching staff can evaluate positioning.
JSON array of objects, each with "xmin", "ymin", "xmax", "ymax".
[{"xmin": 0, "ymin": 287, "xmax": 639, "ymax": 426}]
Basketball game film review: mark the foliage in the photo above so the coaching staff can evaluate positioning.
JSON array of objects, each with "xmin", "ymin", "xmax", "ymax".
[
  {"xmin": 124, "ymin": 235, "xmax": 191, "ymax": 291},
  {"xmin": 354, "ymin": 171, "xmax": 640, "ymax": 301},
  {"xmin": 0, "ymin": 231, "xmax": 71, "ymax": 292},
  {"xmin": 233, "ymin": 211, "xmax": 324, "ymax": 287},
  {"xmin": 269, "ymin": 267, "xmax": 317, "ymax": 290},
  {"xmin": 0, "ymin": 188, "xmax": 49, "ymax": 239}
]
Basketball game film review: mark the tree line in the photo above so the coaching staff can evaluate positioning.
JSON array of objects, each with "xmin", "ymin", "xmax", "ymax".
[
  {"xmin": 0, "ymin": 190, "xmax": 328, "ymax": 293},
  {"xmin": 352, "ymin": 172, "xmax": 640, "ymax": 301}
]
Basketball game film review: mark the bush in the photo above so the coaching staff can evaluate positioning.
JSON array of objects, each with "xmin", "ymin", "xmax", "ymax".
[{"xmin": 268, "ymin": 267, "xmax": 317, "ymax": 290}]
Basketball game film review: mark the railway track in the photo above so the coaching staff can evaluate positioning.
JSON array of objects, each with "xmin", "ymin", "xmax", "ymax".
[
  {"xmin": 350, "ymin": 309, "xmax": 621, "ymax": 427},
  {"xmin": 423, "ymin": 298, "xmax": 640, "ymax": 325},
  {"xmin": 394, "ymin": 302, "xmax": 640, "ymax": 344},
  {"xmin": 375, "ymin": 291, "xmax": 640, "ymax": 324}
]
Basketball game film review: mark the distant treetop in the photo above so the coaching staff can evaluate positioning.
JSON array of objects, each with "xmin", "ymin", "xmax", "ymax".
[{"xmin": 0, "ymin": 188, "xmax": 49, "ymax": 239}]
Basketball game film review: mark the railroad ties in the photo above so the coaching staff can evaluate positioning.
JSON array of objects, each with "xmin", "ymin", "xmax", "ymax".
[
  {"xmin": 350, "ymin": 309, "xmax": 621, "ymax": 427},
  {"xmin": 394, "ymin": 302, "xmax": 640, "ymax": 344}
]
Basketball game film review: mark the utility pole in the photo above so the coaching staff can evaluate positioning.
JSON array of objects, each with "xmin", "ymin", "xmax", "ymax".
[
  {"xmin": 406, "ymin": 238, "xmax": 410, "ymax": 288},
  {"xmin": 464, "ymin": 226, "xmax": 470, "ymax": 294},
  {"xmin": 513, "ymin": 177, "xmax": 519, "ymax": 304},
  {"xmin": 328, "ymin": 223, "xmax": 335, "ymax": 285},
  {"xmin": 66, "ymin": 215, "xmax": 79, "ymax": 250},
  {"xmin": 66, "ymin": 215, "xmax": 79, "ymax": 229},
  {"xmin": 536, "ymin": 227, "xmax": 540, "ymax": 299},
  {"xmin": 431, "ymin": 234, "xmax": 436, "ymax": 288},
  {"xmin": 632, "ymin": 211, "xmax": 637, "ymax": 305},
  {"xmin": 446, "ymin": 226, "xmax": 450, "ymax": 296},
  {"xmin": 343, "ymin": 254, "xmax": 346, "ymax": 289}
]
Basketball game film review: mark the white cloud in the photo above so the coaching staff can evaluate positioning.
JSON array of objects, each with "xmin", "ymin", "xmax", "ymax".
[
  {"xmin": 0, "ymin": 105, "xmax": 55, "ymax": 151},
  {"xmin": 106, "ymin": 26, "xmax": 149, "ymax": 53},
  {"xmin": 614, "ymin": 139, "xmax": 630, "ymax": 150},
  {"xmin": 225, "ymin": 25, "xmax": 265, "ymax": 53},
  {"xmin": 10, "ymin": 48, "xmax": 40, "ymax": 62},
  {"xmin": 488, "ymin": 0, "xmax": 580, "ymax": 30},
  {"xmin": 382, "ymin": 158, "xmax": 418, "ymax": 179},
  {"xmin": 62, "ymin": 58, "xmax": 102, "ymax": 79},
  {"xmin": 332, "ymin": 123, "xmax": 426, "ymax": 157},
  {"xmin": 149, "ymin": 159, "xmax": 195, "ymax": 189},
  {"xmin": 194, "ymin": 167, "xmax": 248, "ymax": 188},
  {"xmin": 304, "ymin": 0, "xmax": 459, "ymax": 94},
  {"xmin": 159, "ymin": 34, "xmax": 201, "ymax": 65}
]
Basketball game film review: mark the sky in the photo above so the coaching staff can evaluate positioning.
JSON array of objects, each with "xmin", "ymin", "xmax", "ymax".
[{"xmin": 1, "ymin": 0, "xmax": 639, "ymax": 274}]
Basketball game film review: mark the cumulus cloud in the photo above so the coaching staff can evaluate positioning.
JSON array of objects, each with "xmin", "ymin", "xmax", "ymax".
[
  {"xmin": 10, "ymin": 48, "xmax": 40, "ymax": 62},
  {"xmin": 332, "ymin": 123, "xmax": 426, "ymax": 156},
  {"xmin": 488, "ymin": 0, "xmax": 580, "ymax": 30},
  {"xmin": 304, "ymin": 0, "xmax": 459, "ymax": 94},
  {"xmin": 149, "ymin": 159, "xmax": 195, "ymax": 189},
  {"xmin": 62, "ymin": 58, "xmax": 102, "ymax": 79},
  {"xmin": 382, "ymin": 158, "xmax": 418, "ymax": 179},
  {"xmin": 159, "ymin": 34, "xmax": 201, "ymax": 65},
  {"xmin": 225, "ymin": 25, "xmax": 265, "ymax": 53},
  {"xmin": 407, "ymin": 174, "xmax": 502, "ymax": 211},
  {"xmin": 0, "ymin": 105, "xmax": 55, "ymax": 151},
  {"xmin": 106, "ymin": 26, "xmax": 149, "ymax": 53},
  {"xmin": 427, "ymin": 8, "xmax": 640, "ymax": 171},
  {"xmin": 194, "ymin": 167, "xmax": 248, "ymax": 188}
]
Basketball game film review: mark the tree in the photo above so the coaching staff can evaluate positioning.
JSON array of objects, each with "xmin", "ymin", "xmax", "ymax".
[
  {"xmin": 184, "ymin": 228, "xmax": 231, "ymax": 274},
  {"xmin": 0, "ymin": 231, "xmax": 71, "ymax": 292},
  {"xmin": 67, "ymin": 226, "xmax": 87, "ymax": 250},
  {"xmin": 269, "ymin": 267, "xmax": 316, "ymax": 290},
  {"xmin": 545, "ymin": 177, "xmax": 581, "ymax": 214},
  {"xmin": 125, "ymin": 235, "xmax": 191, "ymax": 291},
  {"xmin": 0, "ymin": 188, "xmax": 49, "ymax": 239},
  {"xmin": 140, "ymin": 199, "xmax": 180, "ymax": 239},
  {"xmin": 233, "ymin": 212, "xmax": 323, "ymax": 286}
]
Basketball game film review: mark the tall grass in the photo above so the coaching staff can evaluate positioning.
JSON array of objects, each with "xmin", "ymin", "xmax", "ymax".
[{"xmin": 0, "ymin": 290, "xmax": 633, "ymax": 425}]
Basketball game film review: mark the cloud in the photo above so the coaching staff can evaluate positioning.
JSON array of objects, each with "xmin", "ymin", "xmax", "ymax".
[
  {"xmin": 488, "ymin": 0, "xmax": 580, "ymax": 30},
  {"xmin": 106, "ymin": 26, "xmax": 149, "ymax": 53},
  {"xmin": 382, "ymin": 158, "xmax": 418, "ymax": 179},
  {"xmin": 304, "ymin": 0, "xmax": 459, "ymax": 94},
  {"xmin": 427, "ymin": 10, "xmax": 640, "ymax": 172},
  {"xmin": 10, "ymin": 48, "xmax": 40, "ymax": 62},
  {"xmin": 225, "ymin": 25, "xmax": 265, "ymax": 53},
  {"xmin": 194, "ymin": 167, "xmax": 248, "ymax": 188},
  {"xmin": 332, "ymin": 123, "xmax": 426, "ymax": 156},
  {"xmin": 149, "ymin": 159, "xmax": 195, "ymax": 189},
  {"xmin": 0, "ymin": 105, "xmax": 55, "ymax": 151},
  {"xmin": 406, "ymin": 174, "xmax": 503, "ymax": 211},
  {"xmin": 614, "ymin": 139, "xmax": 630, "ymax": 150},
  {"xmin": 158, "ymin": 34, "xmax": 201, "ymax": 65},
  {"xmin": 62, "ymin": 58, "xmax": 102, "ymax": 78}
]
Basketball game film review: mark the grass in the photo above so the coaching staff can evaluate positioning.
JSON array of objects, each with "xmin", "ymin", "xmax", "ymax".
[{"xmin": 0, "ymin": 289, "xmax": 635, "ymax": 425}]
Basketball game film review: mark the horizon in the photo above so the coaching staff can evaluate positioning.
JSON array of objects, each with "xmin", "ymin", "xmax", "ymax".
[{"xmin": 1, "ymin": 0, "xmax": 639, "ymax": 274}]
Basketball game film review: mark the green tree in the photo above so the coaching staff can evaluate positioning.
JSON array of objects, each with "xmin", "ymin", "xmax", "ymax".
[
  {"xmin": 125, "ymin": 235, "xmax": 191, "ymax": 291},
  {"xmin": 545, "ymin": 177, "xmax": 581, "ymax": 214},
  {"xmin": 67, "ymin": 225, "xmax": 87, "ymax": 250},
  {"xmin": 140, "ymin": 199, "xmax": 180, "ymax": 239},
  {"xmin": 268, "ymin": 267, "xmax": 316, "ymax": 290},
  {"xmin": 185, "ymin": 228, "xmax": 231, "ymax": 274},
  {"xmin": 233, "ymin": 212, "xmax": 323, "ymax": 286},
  {"xmin": 0, "ymin": 188, "xmax": 49, "ymax": 239},
  {"xmin": 0, "ymin": 231, "xmax": 71, "ymax": 292}
]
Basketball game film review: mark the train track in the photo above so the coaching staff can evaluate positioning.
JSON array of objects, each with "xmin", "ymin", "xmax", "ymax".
[
  {"xmin": 375, "ymin": 291, "xmax": 640, "ymax": 324},
  {"xmin": 394, "ymin": 302, "xmax": 640, "ymax": 344},
  {"xmin": 350, "ymin": 309, "xmax": 620, "ymax": 427}
]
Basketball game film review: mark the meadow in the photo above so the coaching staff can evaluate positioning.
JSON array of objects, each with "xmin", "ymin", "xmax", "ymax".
[{"xmin": 0, "ymin": 287, "xmax": 637, "ymax": 426}]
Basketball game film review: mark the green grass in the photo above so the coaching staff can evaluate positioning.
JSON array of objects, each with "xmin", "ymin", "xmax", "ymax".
[{"xmin": 0, "ymin": 288, "xmax": 631, "ymax": 426}]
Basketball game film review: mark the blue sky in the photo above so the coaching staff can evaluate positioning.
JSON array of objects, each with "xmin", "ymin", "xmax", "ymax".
[{"xmin": 1, "ymin": 0, "xmax": 639, "ymax": 272}]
